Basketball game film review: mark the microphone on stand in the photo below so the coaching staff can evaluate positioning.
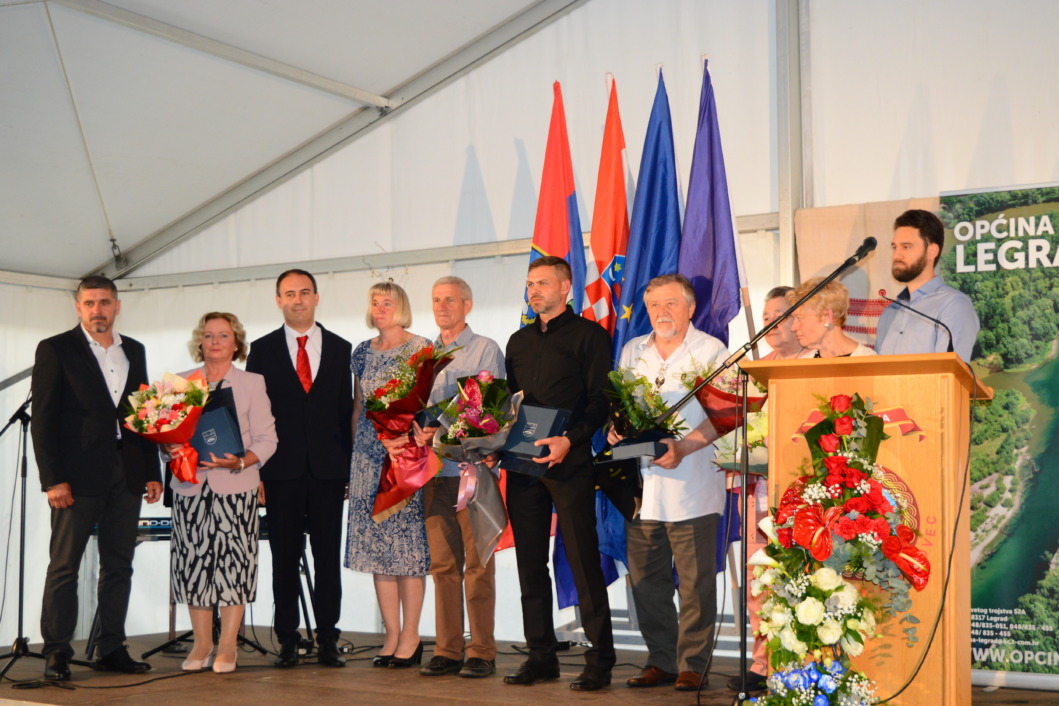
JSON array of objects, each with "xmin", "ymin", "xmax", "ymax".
[
  {"xmin": 840, "ymin": 236, "xmax": 878, "ymax": 269},
  {"xmin": 854, "ymin": 236, "xmax": 878, "ymax": 262},
  {"xmin": 878, "ymin": 289, "xmax": 954, "ymax": 353}
]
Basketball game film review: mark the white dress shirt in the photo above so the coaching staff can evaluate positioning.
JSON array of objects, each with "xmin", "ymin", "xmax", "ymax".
[
  {"xmin": 284, "ymin": 323, "xmax": 321, "ymax": 380},
  {"xmin": 618, "ymin": 326, "xmax": 728, "ymax": 522},
  {"xmin": 81, "ymin": 325, "xmax": 129, "ymax": 438}
]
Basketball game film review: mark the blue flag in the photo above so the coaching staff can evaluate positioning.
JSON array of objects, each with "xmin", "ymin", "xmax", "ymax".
[
  {"xmin": 678, "ymin": 59, "xmax": 741, "ymax": 345},
  {"xmin": 612, "ymin": 71, "xmax": 682, "ymax": 366}
]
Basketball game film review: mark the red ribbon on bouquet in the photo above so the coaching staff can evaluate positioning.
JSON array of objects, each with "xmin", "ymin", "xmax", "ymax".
[
  {"xmin": 124, "ymin": 371, "xmax": 208, "ymax": 484},
  {"xmin": 369, "ymin": 355, "xmax": 450, "ymax": 523},
  {"xmin": 691, "ymin": 376, "xmax": 766, "ymax": 437}
]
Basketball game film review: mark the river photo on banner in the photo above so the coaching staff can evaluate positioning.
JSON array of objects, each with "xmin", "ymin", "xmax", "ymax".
[{"xmin": 941, "ymin": 184, "xmax": 1059, "ymax": 679}]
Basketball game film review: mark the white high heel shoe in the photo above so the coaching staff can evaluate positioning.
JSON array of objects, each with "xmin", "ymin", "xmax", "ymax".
[
  {"xmin": 212, "ymin": 654, "xmax": 237, "ymax": 674},
  {"xmin": 181, "ymin": 652, "xmax": 214, "ymax": 671}
]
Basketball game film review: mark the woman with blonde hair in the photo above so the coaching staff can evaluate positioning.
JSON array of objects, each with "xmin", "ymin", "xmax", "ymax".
[
  {"xmin": 345, "ymin": 282, "xmax": 430, "ymax": 668},
  {"xmin": 166, "ymin": 312, "xmax": 277, "ymax": 673},
  {"xmin": 787, "ymin": 278, "xmax": 875, "ymax": 358}
]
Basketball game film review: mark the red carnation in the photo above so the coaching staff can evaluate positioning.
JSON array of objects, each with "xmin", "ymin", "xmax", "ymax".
[
  {"xmin": 830, "ymin": 394, "xmax": 853, "ymax": 413},
  {"xmin": 834, "ymin": 517, "xmax": 859, "ymax": 541},
  {"xmin": 833, "ymin": 416, "xmax": 854, "ymax": 435},
  {"xmin": 819, "ymin": 434, "xmax": 841, "ymax": 453},
  {"xmin": 871, "ymin": 517, "xmax": 892, "ymax": 540}
]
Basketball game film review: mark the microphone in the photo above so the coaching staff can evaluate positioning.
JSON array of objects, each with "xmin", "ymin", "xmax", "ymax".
[
  {"xmin": 878, "ymin": 289, "xmax": 954, "ymax": 353},
  {"xmin": 853, "ymin": 237, "xmax": 878, "ymax": 262}
]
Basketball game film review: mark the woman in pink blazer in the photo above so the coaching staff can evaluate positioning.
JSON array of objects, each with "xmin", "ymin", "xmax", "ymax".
[{"xmin": 166, "ymin": 312, "xmax": 277, "ymax": 674}]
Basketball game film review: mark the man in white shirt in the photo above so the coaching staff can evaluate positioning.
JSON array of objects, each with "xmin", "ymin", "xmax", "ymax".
[
  {"xmin": 612, "ymin": 274, "xmax": 727, "ymax": 692},
  {"xmin": 32, "ymin": 276, "xmax": 162, "ymax": 680}
]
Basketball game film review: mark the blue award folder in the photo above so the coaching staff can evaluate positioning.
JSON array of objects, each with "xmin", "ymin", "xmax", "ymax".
[
  {"xmin": 190, "ymin": 386, "xmax": 244, "ymax": 461},
  {"xmin": 500, "ymin": 403, "xmax": 571, "ymax": 476}
]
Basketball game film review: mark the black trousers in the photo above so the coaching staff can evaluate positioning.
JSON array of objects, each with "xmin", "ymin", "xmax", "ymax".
[
  {"xmin": 41, "ymin": 453, "xmax": 140, "ymax": 658},
  {"xmin": 264, "ymin": 476, "xmax": 346, "ymax": 644},
  {"xmin": 506, "ymin": 468, "xmax": 615, "ymax": 670}
]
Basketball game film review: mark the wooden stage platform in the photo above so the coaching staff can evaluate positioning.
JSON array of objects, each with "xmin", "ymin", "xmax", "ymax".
[{"xmin": 0, "ymin": 630, "xmax": 1053, "ymax": 704}]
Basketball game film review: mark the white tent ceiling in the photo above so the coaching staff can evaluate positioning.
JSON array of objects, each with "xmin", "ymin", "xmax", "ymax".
[{"xmin": 0, "ymin": 0, "xmax": 578, "ymax": 280}]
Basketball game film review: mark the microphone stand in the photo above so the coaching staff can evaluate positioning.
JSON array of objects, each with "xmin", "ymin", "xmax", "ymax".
[
  {"xmin": 647, "ymin": 239, "xmax": 875, "ymax": 702},
  {"xmin": 878, "ymin": 289, "xmax": 955, "ymax": 353},
  {"xmin": 0, "ymin": 398, "xmax": 91, "ymax": 678}
]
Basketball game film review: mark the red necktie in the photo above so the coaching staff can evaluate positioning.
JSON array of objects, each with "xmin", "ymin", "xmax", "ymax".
[{"xmin": 296, "ymin": 335, "xmax": 312, "ymax": 393}]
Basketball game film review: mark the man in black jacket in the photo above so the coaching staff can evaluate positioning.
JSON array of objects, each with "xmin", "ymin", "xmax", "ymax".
[
  {"xmin": 502, "ymin": 256, "xmax": 615, "ymax": 691},
  {"xmin": 246, "ymin": 269, "xmax": 353, "ymax": 668},
  {"xmin": 31, "ymin": 275, "xmax": 162, "ymax": 681}
]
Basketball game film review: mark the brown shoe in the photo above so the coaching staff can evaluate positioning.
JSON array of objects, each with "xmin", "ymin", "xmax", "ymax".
[
  {"xmin": 675, "ymin": 671, "xmax": 705, "ymax": 691},
  {"xmin": 626, "ymin": 665, "xmax": 678, "ymax": 687}
]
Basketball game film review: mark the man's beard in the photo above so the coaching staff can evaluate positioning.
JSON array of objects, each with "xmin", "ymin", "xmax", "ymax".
[{"xmin": 893, "ymin": 251, "xmax": 929, "ymax": 283}]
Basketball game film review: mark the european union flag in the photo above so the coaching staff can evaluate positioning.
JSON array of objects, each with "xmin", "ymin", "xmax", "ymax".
[{"xmin": 612, "ymin": 70, "xmax": 682, "ymax": 365}]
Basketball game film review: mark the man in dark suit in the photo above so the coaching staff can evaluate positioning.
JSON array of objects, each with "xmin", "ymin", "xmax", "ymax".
[
  {"xmin": 31, "ymin": 275, "xmax": 162, "ymax": 681},
  {"xmin": 246, "ymin": 269, "xmax": 353, "ymax": 668}
]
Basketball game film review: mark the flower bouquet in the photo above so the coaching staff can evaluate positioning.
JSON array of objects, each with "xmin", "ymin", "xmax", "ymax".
[
  {"xmin": 124, "ymin": 370, "xmax": 210, "ymax": 484},
  {"xmin": 433, "ymin": 370, "xmax": 522, "ymax": 563},
  {"xmin": 367, "ymin": 344, "xmax": 457, "ymax": 522},
  {"xmin": 745, "ymin": 393, "xmax": 931, "ymax": 706},
  {"xmin": 603, "ymin": 367, "xmax": 687, "ymax": 459},
  {"xmin": 681, "ymin": 361, "xmax": 767, "ymax": 437}
]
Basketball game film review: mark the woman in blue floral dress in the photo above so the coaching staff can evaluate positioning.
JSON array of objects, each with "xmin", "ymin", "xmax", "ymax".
[{"xmin": 345, "ymin": 281, "xmax": 430, "ymax": 667}]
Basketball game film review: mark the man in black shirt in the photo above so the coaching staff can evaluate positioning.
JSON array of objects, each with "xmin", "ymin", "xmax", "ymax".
[{"xmin": 502, "ymin": 256, "xmax": 615, "ymax": 691}]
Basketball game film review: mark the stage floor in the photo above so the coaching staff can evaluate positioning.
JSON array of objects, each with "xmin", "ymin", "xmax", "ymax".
[{"xmin": 0, "ymin": 630, "xmax": 1053, "ymax": 705}]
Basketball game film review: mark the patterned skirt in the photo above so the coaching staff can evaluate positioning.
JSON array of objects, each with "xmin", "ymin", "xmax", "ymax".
[{"xmin": 171, "ymin": 482, "xmax": 259, "ymax": 607}]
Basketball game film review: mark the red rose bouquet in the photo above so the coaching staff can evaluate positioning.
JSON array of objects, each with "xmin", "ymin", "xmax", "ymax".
[
  {"xmin": 123, "ymin": 370, "xmax": 210, "ymax": 484},
  {"xmin": 366, "ymin": 344, "xmax": 456, "ymax": 522}
]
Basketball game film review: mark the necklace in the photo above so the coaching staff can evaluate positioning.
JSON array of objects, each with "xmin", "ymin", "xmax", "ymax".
[{"xmin": 655, "ymin": 361, "xmax": 669, "ymax": 388}]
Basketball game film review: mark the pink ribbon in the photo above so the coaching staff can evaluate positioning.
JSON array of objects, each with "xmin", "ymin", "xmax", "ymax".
[{"xmin": 455, "ymin": 462, "xmax": 479, "ymax": 512}]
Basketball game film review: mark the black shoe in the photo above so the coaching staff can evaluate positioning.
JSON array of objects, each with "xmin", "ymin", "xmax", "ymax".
[
  {"xmin": 373, "ymin": 652, "xmax": 394, "ymax": 667},
  {"xmin": 388, "ymin": 641, "xmax": 424, "ymax": 668},
  {"xmin": 43, "ymin": 653, "xmax": 71, "ymax": 681},
  {"xmin": 570, "ymin": 666, "xmax": 612, "ymax": 691},
  {"xmin": 727, "ymin": 671, "xmax": 768, "ymax": 691},
  {"xmin": 420, "ymin": 655, "xmax": 463, "ymax": 676},
  {"xmin": 274, "ymin": 641, "xmax": 299, "ymax": 668},
  {"xmin": 92, "ymin": 646, "xmax": 151, "ymax": 674},
  {"xmin": 317, "ymin": 640, "xmax": 346, "ymax": 667},
  {"xmin": 459, "ymin": 658, "xmax": 496, "ymax": 678},
  {"xmin": 503, "ymin": 659, "xmax": 561, "ymax": 685}
]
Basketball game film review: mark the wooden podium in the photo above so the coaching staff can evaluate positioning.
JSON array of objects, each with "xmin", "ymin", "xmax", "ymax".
[{"xmin": 741, "ymin": 353, "xmax": 991, "ymax": 706}]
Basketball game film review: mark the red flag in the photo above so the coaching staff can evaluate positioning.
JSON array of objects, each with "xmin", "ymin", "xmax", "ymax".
[{"xmin": 583, "ymin": 78, "xmax": 629, "ymax": 334}]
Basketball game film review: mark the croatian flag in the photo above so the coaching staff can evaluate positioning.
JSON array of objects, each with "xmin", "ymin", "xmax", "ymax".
[
  {"xmin": 521, "ymin": 81, "xmax": 586, "ymax": 327},
  {"xmin": 582, "ymin": 77, "xmax": 630, "ymax": 335}
]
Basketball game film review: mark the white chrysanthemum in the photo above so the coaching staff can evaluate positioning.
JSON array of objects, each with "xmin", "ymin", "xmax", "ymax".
[{"xmin": 768, "ymin": 603, "xmax": 793, "ymax": 627}]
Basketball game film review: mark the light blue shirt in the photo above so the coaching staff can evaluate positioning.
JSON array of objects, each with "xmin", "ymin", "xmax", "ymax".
[
  {"xmin": 430, "ymin": 325, "xmax": 505, "ymax": 477},
  {"xmin": 875, "ymin": 276, "xmax": 980, "ymax": 361}
]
